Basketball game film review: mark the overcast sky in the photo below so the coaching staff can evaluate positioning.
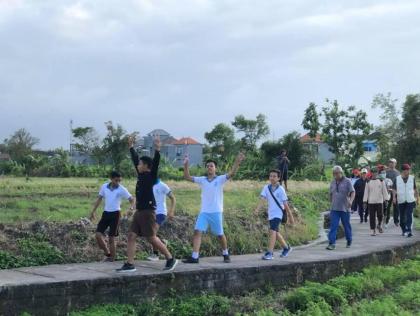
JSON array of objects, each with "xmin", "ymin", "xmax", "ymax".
[{"xmin": 1, "ymin": 0, "xmax": 420, "ymax": 149}]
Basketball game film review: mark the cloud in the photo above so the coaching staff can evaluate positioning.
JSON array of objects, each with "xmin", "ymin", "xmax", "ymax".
[{"xmin": 0, "ymin": 0, "xmax": 419, "ymax": 149}]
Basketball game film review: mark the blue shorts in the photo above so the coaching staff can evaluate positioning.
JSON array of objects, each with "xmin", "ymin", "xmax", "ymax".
[
  {"xmin": 269, "ymin": 218, "xmax": 281, "ymax": 232},
  {"xmin": 156, "ymin": 214, "xmax": 167, "ymax": 226},
  {"xmin": 194, "ymin": 212, "xmax": 224, "ymax": 236}
]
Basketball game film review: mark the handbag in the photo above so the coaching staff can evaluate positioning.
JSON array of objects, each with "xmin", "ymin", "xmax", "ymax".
[{"xmin": 268, "ymin": 185, "xmax": 288, "ymax": 224}]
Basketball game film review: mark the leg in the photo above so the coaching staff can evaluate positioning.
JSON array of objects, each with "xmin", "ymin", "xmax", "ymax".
[
  {"xmin": 357, "ymin": 200, "xmax": 364, "ymax": 222},
  {"xmin": 276, "ymin": 231, "xmax": 288, "ymax": 248},
  {"xmin": 364, "ymin": 204, "xmax": 369, "ymax": 222},
  {"xmin": 399, "ymin": 203, "xmax": 407, "ymax": 234},
  {"xmin": 147, "ymin": 236, "xmax": 172, "ymax": 259},
  {"xmin": 377, "ymin": 204, "xmax": 384, "ymax": 230},
  {"xmin": 108, "ymin": 237, "xmax": 116, "ymax": 259},
  {"xmin": 284, "ymin": 179, "xmax": 288, "ymax": 191},
  {"xmin": 95, "ymin": 232, "xmax": 110, "ymax": 256},
  {"xmin": 218, "ymin": 234, "xmax": 228, "ymax": 252},
  {"xmin": 385, "ymin": 196, "xmax": 392, "ymax": 224},
  {"xmin": 127, "ymin": 232, "xmax": 137, "ymax": 264},
  {"xmin": 406, "ymin": 203, "xmax": 415, "ymax": 234},
  {"xmin": 394, "ymin": 202, "xmax": 400, "ymax": 226},
  {"xmin": 340, "ymin": 211, "xmax": 352, "ymax": 242},
  {"xmin": 369, "ymin": 205, "xmax": 376, "ymax": 233},
  {"xmin": 328, "ymin": 211, "xmax": 341, "ymax": 245}
]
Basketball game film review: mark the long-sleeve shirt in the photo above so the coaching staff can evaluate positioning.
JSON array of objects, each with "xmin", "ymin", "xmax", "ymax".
[
  {"xmin": 130, "ymin": 147, "xmax": 160, "ymax": 210},
  {"xmin": 363, "ymin": 179, "xmax": 389, "ymax": 204},
  {"xmin": 354, "ymin": 178, "xmax": 368, "ymax": 202}
]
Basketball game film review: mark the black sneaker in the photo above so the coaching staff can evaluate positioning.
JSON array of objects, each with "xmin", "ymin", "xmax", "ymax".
[
  {"xmin": 182, "ymin": 257, "xmax": 199, "ymax": 264},
  {"xmin": 346, "ymin": 241, "xmax": 352, "ymax": 248},
  {"xmin": 407, "ymin": 232, "xmax": 413, "ymax": 238},
  {"xmin": 116, "ymin": 262, "xmax": 136, "ymax": 273},
  {"xmin": 223, "ymin": 254, "xmax": 231, "ymax": 263},
  {"xmin": 164, "ymin": 258, "xmax": 179, "ymax": 271}
]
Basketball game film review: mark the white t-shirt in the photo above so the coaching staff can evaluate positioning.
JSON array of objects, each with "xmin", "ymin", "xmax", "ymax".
[
  {"xmin": 153, "ymin": 181, "xmax": 172, "ymax": 215},
  {"xmin": 99, "ymin": 183, "xmax": 132, "ymax": 212},
  {"xmin": 193, "ymin": 174, "xmax": 229, "ymax": 213},
  {"xmin": 260, "ymin": 184, "xmax": 288, "ymax": 220}
]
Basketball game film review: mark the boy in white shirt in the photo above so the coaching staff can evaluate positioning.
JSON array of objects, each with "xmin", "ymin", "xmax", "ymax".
[
  {"xmin": 182, "ymin": 153, "xmax": 245, "ymax": 264},
  {"xmin": 254, "ymin": 169, "xmax": 295, "ymax": 260},
  {"xmin": 147, "ymin": 180, "xmax": 176, "ymax": 261},
  {"xmin": 90, "ymin": 171, "xmax": 135, "ymax": 262}
]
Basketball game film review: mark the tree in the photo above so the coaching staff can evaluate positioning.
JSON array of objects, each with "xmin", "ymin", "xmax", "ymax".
[
  {"xmin": 395, "ymin": 94, "xmax": 420, "ymax": 167},
  {"xmin": 302, "ymin": 99, "xmax": 372, "ymax": 167},
  {"xmin": 103, "ymin": 121, "xmax": 129, "ymax": 170},
  {"xmin": 371, "ymin": 93, "xmax": 401, "ymax": 160},
  {"xmin": 232, "ymin": 114, "xmax": 269, "ymax": 151},
  {"xmin": 72, "ymin": 127, "xmax": 105, "ymax": 164},
  {"xmin": 4, "ymin": 128, "xmax": 39, "ymax": 164},
  {"xmin": 204, "ymin": 123, "xmax": 238, "ymax": 159}
]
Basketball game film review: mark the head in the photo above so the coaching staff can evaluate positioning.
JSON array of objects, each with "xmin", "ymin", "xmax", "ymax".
[
  {"xmin": 401, "ymin": 164, "xmax": 411, "ymax": 177},
  {"xmin": 110, "ymin": 171, "xmax": 122, "ymax": 186},
  {"xmin": 332, "ymin": 165, "xmax": 344, "ymax": 180},
  {"xmin": 361, "ymin": 168, "xmax": 368, "ymax": 179},
  {"xmin": 388, "ymin": 158, "xmax": 397, "ymax": 169},
  {"xmin": 370, "ymin": 167, "xmax": 378, "ymax": 180},
  {"xmin": 352, "ymin": 169, "xmax": 360, "ymax": 178},
  {"xmin": 377, "ymin": 165, "xmax": 386, "ymax": 180},
  {"xmin": 269, "ymin": 169, "xmax": 281, "ymax": 185},
  {"xmin": 137, "ymin": 156, "xmax": 153, "ymax": 173},
  {"xmin": 205, "ymin": 159, "xmax": 218, "ymax": 176},
  {"xmin": 280, "ymin": 149, "xmax": 287, "ymax": 157}
]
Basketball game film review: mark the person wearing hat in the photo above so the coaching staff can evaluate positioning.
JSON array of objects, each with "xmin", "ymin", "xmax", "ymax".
[
  {"xmin": 350, "ymin": 169, "xmax": 361, "ymax": 214},
  {"xmin": 363, "ymin": 166, "xmax": 389, "ymax": 236},
  {"xmin": 386, "ymin": 158, "xmax": 400, "ymax": 226},
  {"xmin": 354, "ymin": 168, "xmax": 369, "ymax": 223},
  {"xmin": 393, "ymin": 164, "xmax": 419, "ymax": 237}
]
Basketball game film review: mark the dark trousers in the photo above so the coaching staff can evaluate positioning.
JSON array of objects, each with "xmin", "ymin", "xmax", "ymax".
[
  {"xmin": 385, "ymin": 194, "xmax": 399, "ymax": 224},
  {"xmin": 355, "ymin": 200, "xmax": 367, "ymax": 222},
  {"xmin": 399, "ymin": 202, "xmax": 416, "ymax": 234},
  {"xmin": 368, "ymin": 203, "xmax": 383, "ymax": 230}
]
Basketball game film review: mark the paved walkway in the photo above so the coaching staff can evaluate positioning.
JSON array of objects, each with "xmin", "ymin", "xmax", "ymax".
[
  {"xmin": 0, "ymin": 214, "xmax": 419, "ymax": 316},
  {"xmin": 0, "ymin": 214, "xmax": 418, "ymax": 286}
]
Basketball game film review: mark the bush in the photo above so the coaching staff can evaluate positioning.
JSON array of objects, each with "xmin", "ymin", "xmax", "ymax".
[{"xmin": 17, "ymin": 236, "xmax": 64, "ymax": 267}]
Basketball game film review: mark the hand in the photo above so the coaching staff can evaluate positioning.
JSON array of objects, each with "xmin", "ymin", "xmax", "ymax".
[
  {"xmin": 154, "ymin": 135, "xmax": 161, "ymax": 151},
  {"xmin": 128, "ymin": 135, "xmax": 135, "ymax": 148},
  {"xmin": 89, "ymin": 212, "xmax": 96, "ymax": 222},
  {"xmin": 288, "ymin": 215, "xmax": 295, "ymax": 225},
  {"xmin": 168, "ymin": 212, "xmax": 174, "ymax": 220},
  {"xmin": 363, "ymin": 203, "xmax": 368, "ymax": 210}
]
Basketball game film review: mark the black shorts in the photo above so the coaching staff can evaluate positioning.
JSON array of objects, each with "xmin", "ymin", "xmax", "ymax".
[
  {"xmin": 269, "ymin": 218, "xmax": 281, "ymax": 232},
  {"xmin": 96, "ymin": 211, "xmax": 121, "ymax": 237}
]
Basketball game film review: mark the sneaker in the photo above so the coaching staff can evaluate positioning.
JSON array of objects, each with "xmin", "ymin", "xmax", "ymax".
[
  {"xmin": 280, "ymin": 246, "xmax": 292, "ymax": 257},
  {"xmin": 147, "ymin": 254, "xmax": 160, "ymax": 261},
  {"xmin": 223, "ymin": 254, "xmax": 231, "ymax": 263},
  {"xmin": 402, "ymin": 232, "xmax": 407, "ymax": 237},
  {"xmin": 384, "ymin": 224, "xmax": 389, "ymax": 229},
  {"xmin": 379, "ymin": 227, "xmax": 384, "ymax": 234},
  {"xmin": 407, "ymin": 232, "xmax": 413, "ymax": 238},
  {"xmin": 346, "ymin": 241, "xmax": 352, "ymax": 248},
  {"xmin": 102, "ymin": 256, "xmax": 114, "ymax": 262},
  {"xmin": 163, "ymin": 258, "xmax": 178, "ymax": 271},
  {"xmin": 182, "ymin": 257, "xmax": 199, "ymax": 264},
  {"xmin": 262, "ymin": 252, "xmax": 273, "ymax": 260},
  {"xmin": 326, "ymin": 244, "xmax": 336, "ymax": 250},
  {"xmin": 116, "ymin": 262, "xmax": 136, "ymax": 273}
]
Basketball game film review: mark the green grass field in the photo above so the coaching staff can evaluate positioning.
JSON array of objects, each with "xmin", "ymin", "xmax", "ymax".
[{"xmin": 68, "ymin": 256, "xmax": 420, "ymax": 316}]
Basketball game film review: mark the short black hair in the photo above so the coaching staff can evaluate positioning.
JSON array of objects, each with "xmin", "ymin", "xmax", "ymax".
[
  {"xmin": 205, "ymin": 159, "xmax": 218, "ymax": 167},
  {"xmin": 269, "ymin": 169, "xmax": 281, "ymax": 177},
  {"xmin": 110, "ymin": 171, "xmax": 122, "ymax": 178},
  {"xmin": 139, "ymin": 156, "xmax": 153, "ymax": 169}
]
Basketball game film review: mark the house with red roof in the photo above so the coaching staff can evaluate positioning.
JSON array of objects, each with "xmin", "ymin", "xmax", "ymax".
[{"xmin": 300, "ymin": 133, "xmax": 335, "ymax": 164}]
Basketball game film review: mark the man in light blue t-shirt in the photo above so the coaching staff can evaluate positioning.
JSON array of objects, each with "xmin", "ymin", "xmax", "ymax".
[{"xmin": 182, "ymin": 152, "xmax": 245, "ymax": 264}]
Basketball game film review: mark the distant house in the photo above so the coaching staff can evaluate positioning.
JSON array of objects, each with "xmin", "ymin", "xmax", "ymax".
[
  {"xmin": 358, "ymin": 140, "xmax": 379, "ymax": 165},
  {"xmin": 0, "ymin": 152, "xmax": 11, "ymax": 162},
  {"xmin": 300, "ymin": 133, "xmax": 335, "ymax": 164},
  {"xmin": 136, "ymin": 129, "xmax": 204, "ymax": 167}
]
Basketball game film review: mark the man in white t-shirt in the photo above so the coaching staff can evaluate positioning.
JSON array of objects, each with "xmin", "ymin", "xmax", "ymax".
[
  {"xmin": 89, "ymin": 171, "xmax": 135, "ymax": 262},
  {"xmin": 254, "ymin": 169, "xmax": 295, "ymax": 260},
  {"xmin": 182, "ymin": 152, "xmax": 245, "ymax": 264},
  {"xmin": 147, "ymin": 179, "xmax": 176, "ymax": 261}
]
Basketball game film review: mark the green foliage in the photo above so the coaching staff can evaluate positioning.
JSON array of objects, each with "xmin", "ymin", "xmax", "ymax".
[
  {"xmin": 3, "ymin": 128, "xmax": 39, "ymax": 164},
  {"xmin": 0, "ymin": 250, "xmax": 21, "ymax": 269},
  {"xmin": 232, "ymin": 113, "xmax": 270, "ymax": 151},
  {"xmin": 17, "ymin": 236, "xmax": 64, "ymax": 266}
]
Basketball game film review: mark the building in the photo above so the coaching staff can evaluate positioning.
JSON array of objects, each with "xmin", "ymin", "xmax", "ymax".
[
  {"xmin": 136, "ymin": 129, "xmax": 204, "ymax": 167},
  {"xmin": 300, "ymin": 133, "xmax": 335, "ymax": 164},
  {"xmin": 0, "ymin": 153, "xmax": 11, "ymax": 162},
  {"xmin": 358, "ymin": 140, "xmax": 379, "ymax": 165}
]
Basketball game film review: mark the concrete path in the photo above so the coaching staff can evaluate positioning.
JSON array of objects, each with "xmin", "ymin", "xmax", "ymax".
[{"xmin": 1, "ymin": 214, "xmax": 419, "ymax": 316}]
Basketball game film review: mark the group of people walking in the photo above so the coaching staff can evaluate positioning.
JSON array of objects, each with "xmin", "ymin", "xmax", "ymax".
[
  {"xmin": 89, "ymin": 136, "xmax": 295, "ymax": 272},
  {"xmin": 327, "ymin": 159, "xmax": 418, "ymax": 251}
]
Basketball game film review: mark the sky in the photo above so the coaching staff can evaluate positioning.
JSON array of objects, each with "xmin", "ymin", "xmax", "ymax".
[{"xmin": 1, "ymin": 0, "xmax": 420, "ymax": 150}]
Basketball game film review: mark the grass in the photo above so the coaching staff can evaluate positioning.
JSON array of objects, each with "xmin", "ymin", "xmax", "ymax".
[
  {"xmin": 0, "ymin": 177, "xmax": 330, "ymax": 269},
  {"xmin": 65, "ymin": 256, "xmax": 420, "ymax": 316}
]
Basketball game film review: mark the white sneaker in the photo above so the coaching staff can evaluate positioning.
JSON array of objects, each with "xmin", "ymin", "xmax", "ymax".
[
  {"xmin": 147, "ymin": 254, "xmax": 160, "ymax": 261},
  {"xmin": 384, "ymin": 224, "xmax": 389, "ymax": 229}
]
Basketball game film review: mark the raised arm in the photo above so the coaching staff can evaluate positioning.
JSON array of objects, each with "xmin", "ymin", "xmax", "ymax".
[
  {"xmin": 128, "ymin": 136, "xmax": 139, "ymax": 171},
  {"xmin": 183, "ymin": 155, "xmax": 194, "ymax": 182},
  {"xmin": 227, "ymin": 152, "xmax": 245, "ymax": 179},
  {"xmin": 151, "ymin": 135, "xmax": 161, "ymax": 180}
]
